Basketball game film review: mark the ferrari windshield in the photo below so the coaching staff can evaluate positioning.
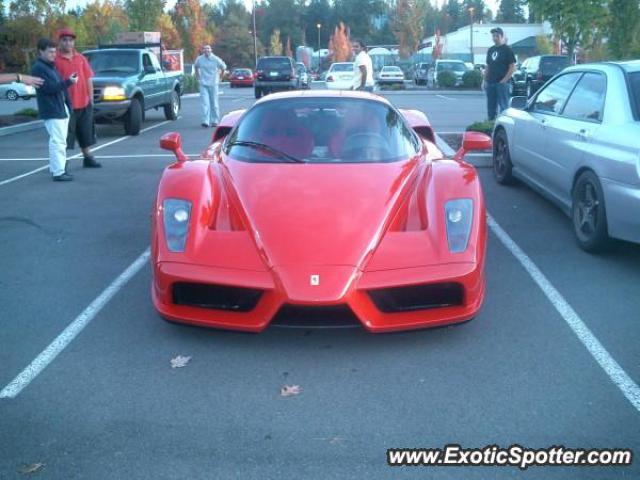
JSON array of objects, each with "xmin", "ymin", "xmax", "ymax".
[{"xmin": 224, "ymin": 97, "xmax": 421, "ymax": 163}]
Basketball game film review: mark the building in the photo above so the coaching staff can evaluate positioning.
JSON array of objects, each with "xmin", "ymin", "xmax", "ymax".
[{"xmin": 419, "ymin": 22, "xmax": 554, "ymax": 65}]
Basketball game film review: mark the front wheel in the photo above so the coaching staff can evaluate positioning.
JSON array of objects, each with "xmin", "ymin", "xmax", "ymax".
[
  {"xmin": 6, "ymin": 90, "xmax": 18, "ymax": 101},
  {"xmin": 492, "ymin": 129, "xmax": 515, "ymax": 185},
  {"xmin": 572, "ymin": 171, "xmax": 609, "ymax": 252},
  {"xmin": 124, "ymin": 98, "xmax": 142, "ymax": 135},
  {"xmin": 163, "ymin": 90, "xmax": 180, "ymax": 120}
]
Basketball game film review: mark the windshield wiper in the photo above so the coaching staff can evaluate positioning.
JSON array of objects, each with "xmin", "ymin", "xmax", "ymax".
[{"xmin": 226, "ymin": 141, "xmax": 305, "ymax": 163}]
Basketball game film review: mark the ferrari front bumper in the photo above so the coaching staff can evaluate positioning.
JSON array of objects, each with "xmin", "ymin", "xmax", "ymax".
[{"xmin": 152, "ymin": 260, "xmax": 485, "ymax": 333}]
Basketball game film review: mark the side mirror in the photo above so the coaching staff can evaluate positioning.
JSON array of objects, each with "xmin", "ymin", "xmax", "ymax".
[
  {"xmin": 160, "ymin": 132, "xmax": 188, "ymax": 163},
  {"xmin": 453, "ymin": 131, "xmax": 492, "ymax": 161},
  {"xmin": 509, "ymin": 96, "xmax": 528, "ymax": 110}
]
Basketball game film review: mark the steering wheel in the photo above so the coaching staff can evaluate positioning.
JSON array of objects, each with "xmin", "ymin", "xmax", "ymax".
[{"xmin": 340, "ymin": 132, "xmax": 391, "ymax": 161}]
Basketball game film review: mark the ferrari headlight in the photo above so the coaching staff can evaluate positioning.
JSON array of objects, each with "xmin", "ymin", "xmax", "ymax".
[
  {"xmin": 102, "ymin": 86, "xmax": 127, "ymax": 101},
  {"xmin": 163, "ymin": 199, "xmax": 192, "ymax": 252},
  {"xmin": 445, "ymin": 199, "xmax": 473, "ymax": 253}
]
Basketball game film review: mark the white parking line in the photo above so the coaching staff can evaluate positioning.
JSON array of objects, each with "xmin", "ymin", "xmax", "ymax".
[
  {"xmin": 0, "ymin": 154, "xmax": 199, "ymax": 161},
  {"xmin": 487, "ymin": 214, "xmax": 640, "ymax": 413},
  {"xmin": 436, "ymin": 94, "xmax": 456, "ymax": 100},
  {"xmin": 0, "ymin": 119, "xmax": 174, "ymax": 187},
  {"xmin": 0, "ymin": 248, "xmax": 150, "ymax": 399}
]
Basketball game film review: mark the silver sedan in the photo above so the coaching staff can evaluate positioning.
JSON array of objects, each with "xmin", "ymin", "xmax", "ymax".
[
  {"xmin": 492, "ymin": 61, "xmax": 640, "ymax": 252},
  {"xmin": 0, "ymin": 81, "xmax": 36, "ymax": 100}
]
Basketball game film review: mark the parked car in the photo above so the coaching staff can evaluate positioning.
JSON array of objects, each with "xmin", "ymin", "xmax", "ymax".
[
  {"xmin": 254, "ymin": 56, "xmax": 297, "ymax": 99},
  {"xmin": 84, "ymin": 47, "xmax": 183, "ymax": 135},
  {"xmin": 493, "ymin": 61, "xmax": 640, "ymax": 251},
  {"xmin": 229, "ymin": 68, "xmax": 254, "ymax": 88},
  {"xmin": 376, "ymin": 66, "xmax": 405, "ymax": 86},
  {"xmin": 325, "ymin": 62, "xmax": 355, "ymax": 90},
  {"xmin": 295, "ymin": 62, "xmax": 310, "ymax": 89},
  {"xmin": 434, "ymin": 59, "xmax": 467, "ymax": 87},
  {"xmin": 154, "ymin": 91, "xmax": 491, "ymax": 332},
  {"xmin": 414, "ymin": 62, "xmax": 430, "ymax": 85},
  {"xmin": 512, "ymin": 55, "xmax": 571, "ymax": 97},
  {"xmin": 0, "ymin": 81, "xmax": 36, "ymax": 100}
]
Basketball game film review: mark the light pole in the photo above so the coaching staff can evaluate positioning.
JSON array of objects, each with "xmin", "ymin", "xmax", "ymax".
[
  {"xmin": 468, "ymin": 7, "xmax": 475, "ymax": 64},
  {"xmin": 252, "ymin": 0, "xmax": 258, "ymax": 69},
  {"xmin": 316, "ymin": 23, "xmax": 321, "ymax": 70}
]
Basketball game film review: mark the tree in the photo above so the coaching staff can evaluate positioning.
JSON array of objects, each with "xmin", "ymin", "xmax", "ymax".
[
  {"xmin": 528, "ymin": 0, "xmax": 608, "ymax": 59},
  {"xmin": 328, "ymin": 22, "xmax": 350, "ymax": 62},
  {"xmin": 156, "ymin": 13, "xmax": 181, "ymax": 49},
  {"xmin": 269, "ymin": 28, "xmax": 283, "ymax": 55},
  {"xmin": 260, "ymin": 0, "xmax": 303, "ymax": 51},
  {"xmin": 80, "ymin": 0, "xmax": 129, "ymax": 47},
  {"xmin": 333, "ymin": 0, "xmax": 386, "ymax": 42},
  {"xmin": 462, "ymin": 0, "xmax": 489, "ymax": 25},
  {"xmin": 302, "ymin": 0, "xmax": 332, "ymax": 49},
  {"xmin": 496, "ymin": 0, "xmax": 526, "ymax": 23},
  {"xmin": 209, "ymin": 0, "xmax": 260, "ymax": 68},
  {"xmin": 172, "ymin": 0, "xmax": 214, "ymax": 61},
  {"xmin": 125, "ymin": 0, "xmax": 165, "ymax": 32},
  {"xmin": 392, "ymin": 0, "xmax": 427, "ymax": 58},
  {"xmin": 285, "ymin": 36, "xmax": 293, "ymax": 57},
  {"xmin": 607, "ymin": 0, "xmax": 640, "ymax": 60},
  {"xmin": 8, "ymin": 0, "xmax": 65, "ymax": 20}
]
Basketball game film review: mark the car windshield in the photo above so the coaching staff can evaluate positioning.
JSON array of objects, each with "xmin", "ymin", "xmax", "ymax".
[
  {"xmin": 234, "ymin": 69, "xmax": 251, "ymax": 75},
  {"xmin": 85, "ymin": 51, "xmax": 139, "ymax": 74},
  {"xmin": 630, "ymin": 72, "xmax": 640, "ymax": 119},
  {"xmin": 258, "ymin": 58, "xmax": 290, "ymax": 69},
  {"xmin": 439, "ymin": 62, "xmax": 466, "ymax": 72},
  {"xmin": 540, "ymin": 57, "xmax": 570, "ymax": 75},
  {"xmin": 383, "ymin": 67, "xmax": 402, "ymax": 73},
  {"xmin": 225, "ymin": 97, "xmax": 420, "ymax": 164},
  {"xmin": 331, "ymin": 63, "xmax": 353, "ymax": 72}
]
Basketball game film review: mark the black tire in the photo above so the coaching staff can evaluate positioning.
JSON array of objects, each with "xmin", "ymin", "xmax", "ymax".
[
  {"xmin": 124, "ymin": 98, "xmax": 142, "ymax": 135},
  {"xmin": 492, "ymin": 129, "xmax": 515, "ymax": 185},
  {"xmin": 572, "ymin": 171, "xmax": 609, "ymax": 252},
  {"xmin": 163, "ymin": 90, "xmax": 180, "ymax": 121},
  {"xmin": 6, "ymin": 89, "xmax": 18, "ymax": 101},
  {"xmin": 254, "ymin": 87, "xmax": 262, "ymax": 99}
]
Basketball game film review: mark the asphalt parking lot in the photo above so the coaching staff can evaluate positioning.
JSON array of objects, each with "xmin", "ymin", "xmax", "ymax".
[{"xmin": 1, "ymin": 86, "xmax": 639, "ymax": 479}]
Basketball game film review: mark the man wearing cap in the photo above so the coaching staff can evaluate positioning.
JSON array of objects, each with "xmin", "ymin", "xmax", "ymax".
[
  {"xmin": 55, "ymin": 27, "xmax": 101, "ymax": 169},
  {"xmin": 484, "ymin": 27, "xmax": 516, "ymax": 120}
]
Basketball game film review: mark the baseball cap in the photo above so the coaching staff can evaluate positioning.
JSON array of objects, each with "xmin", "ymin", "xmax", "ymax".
[
  {"xmin": 490, "ymin": 27, "xmax": 504, "ymax": 36},
  {"xmin": 58, "ymin": 28, "xmax": 76, "ymax": 39}
]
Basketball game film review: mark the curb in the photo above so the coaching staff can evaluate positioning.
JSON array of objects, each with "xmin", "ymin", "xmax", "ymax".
[{"xmin": 0, "ymin": 120, "xmax": 44, "ymax": 137}]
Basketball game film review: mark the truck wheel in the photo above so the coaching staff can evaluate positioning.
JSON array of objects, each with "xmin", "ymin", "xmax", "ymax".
[
  {"xmin": 254, "ymin": 87, "xmax": 262, "ymax": 99},
  {"xmin": 124, "ymin": 98, "xmax": 142, "ymax": 136},
  {"xmin": 163, "ymin": 90, "xmax": 180, "ymax": 120}
]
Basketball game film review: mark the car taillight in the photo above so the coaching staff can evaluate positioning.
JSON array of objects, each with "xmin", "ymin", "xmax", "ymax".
[
  {"xmin": 327, "ymin": 75, "xmax": 334, "ymax": 82},
  {"xmin": 253, "ymin": 72, "xmax": 258, "ymax": 79}
]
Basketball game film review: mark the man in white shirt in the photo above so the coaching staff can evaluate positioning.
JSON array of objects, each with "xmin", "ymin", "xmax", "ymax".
[
  {"xmin": 351, "ymin": 40, "xmax": 374, "ymax": 92},
  {"xmin": 194, "ymin": 44, "xmax": 227, "ymax": 127}
]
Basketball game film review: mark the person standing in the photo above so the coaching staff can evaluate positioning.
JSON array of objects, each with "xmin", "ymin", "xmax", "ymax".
[
  {"xmin": 484, "ymin": 27, "xmax": 516, "ymax": 120},
  {"xmin": 194, "ymin": 45, "xmax": 226, "ymax": 128},
  {"xmin": 31, "ymin": 38, "xmax": 78, "ymax": 181},
  {"xmin": 54, "ymin": 27, "xmax": 101, "ymax": 168},
  {"xmin": 351, "ymin": 40, "xmax": 374, "ymax": 92}
]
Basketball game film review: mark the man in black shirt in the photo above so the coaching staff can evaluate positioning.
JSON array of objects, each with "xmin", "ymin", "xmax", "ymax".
[{"xmin": 484, "ymin": 27, "xmax": 517, "ymax": 120}]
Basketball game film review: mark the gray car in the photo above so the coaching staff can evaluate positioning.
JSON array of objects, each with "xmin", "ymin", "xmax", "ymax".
[{"xmin": 492, "ymin": 61, "xmax": 640, "ymax": 252}]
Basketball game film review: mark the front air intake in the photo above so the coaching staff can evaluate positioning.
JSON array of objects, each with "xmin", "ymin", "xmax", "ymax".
[
  {"xmin": 368, "ymin": 283, "xmax": 464, "ymax": 313},
  {"xmin": 172, "ymin": 282, "xmax": 262, "ymax": 312},
  {"xmin": 270, "ymin": 304, "xmax": 361, "ymax": 328}
]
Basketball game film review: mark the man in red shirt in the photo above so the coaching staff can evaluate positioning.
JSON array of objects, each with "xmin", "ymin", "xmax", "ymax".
[{"xmin": 55, "ymin": 28, "xmax": 101, "ymax": 168}]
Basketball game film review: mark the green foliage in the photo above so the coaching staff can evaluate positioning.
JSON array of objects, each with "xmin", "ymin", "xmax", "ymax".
[
  {"xmin": 607, "ymin": 0, "xmax": 640, "ymax": 60},
  {"xmin": 13, "ymin": 107, "xmax": 38, "ymax": 117},
  {"xmin": 269, "ymin": 29, "xmax": 283, "ymax": 55},
  {"xmin": 462, "ymin": 69, "xmax": 482, "ymax": 88},
  {"xmin": 466, "ymin": 120, "xmax": 495, "ymax": 135},
  {"xmin": 437, "ymin": 70, "xmax": 456, "ymax": 88},
  {"xmin": 125, "ymin": 0, "xmax": 165, "ymax": 32},
  {"xmin": 535, "ymin": 35, "xmax": 554, "ymax": 55},
  {"xmin": 527, "ymin": 0, "xmax": 608, "ymax": 58},
  {"xmin": 259, "ymin": 0, "xmax": 303, "ymax": 50},
  {"xmin": 496, "ymin": 0, "xmax": 526, "ymax": 23},
  {"xmin": 392, "ymin": 0, "xmax": 428, "ymax": 58},
  {"xmin": 210, "ymin": 0, "xmax": 259, "ymax": 69},
  {"xmin": 182, "ymin": 74, "xmax": 199, "ymax": 93}
]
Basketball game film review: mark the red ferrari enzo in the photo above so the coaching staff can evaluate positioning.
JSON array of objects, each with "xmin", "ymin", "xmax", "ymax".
[{"xmin": 152, "ymin": 91, "xmax": 490, "ymax": 333}]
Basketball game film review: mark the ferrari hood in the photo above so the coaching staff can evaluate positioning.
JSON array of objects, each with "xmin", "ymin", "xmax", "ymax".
[{"xmin": 219, "ymin": 158, "xmax": 419, "ymax": 273}]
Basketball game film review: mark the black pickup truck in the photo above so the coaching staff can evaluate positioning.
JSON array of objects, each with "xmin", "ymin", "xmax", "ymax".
[{"xmin": 83, "ymin": 46, "xmax": 183, "ymax": 135}]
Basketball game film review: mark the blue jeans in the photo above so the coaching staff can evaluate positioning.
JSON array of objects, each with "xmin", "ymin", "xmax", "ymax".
[
  {"xmin": 486, "ymin": 82, "xmax": 510, "ymax": 120},
  {"xmin": 200, "ymin": 83, "xmax": 220, "ymax": 126}
]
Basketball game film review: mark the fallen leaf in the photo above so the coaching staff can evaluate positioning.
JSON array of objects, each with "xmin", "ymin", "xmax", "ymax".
[
  {"xmin": 280, "ymin": 385, "xmax": 302, "ymax": 397},
  {"xmin": 170, "ymin": 355, "xmax": 191, "ymax": 368},
  {"xmin": 19, "ymin": 463, "xmax": 44, "ymax": 474}
]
